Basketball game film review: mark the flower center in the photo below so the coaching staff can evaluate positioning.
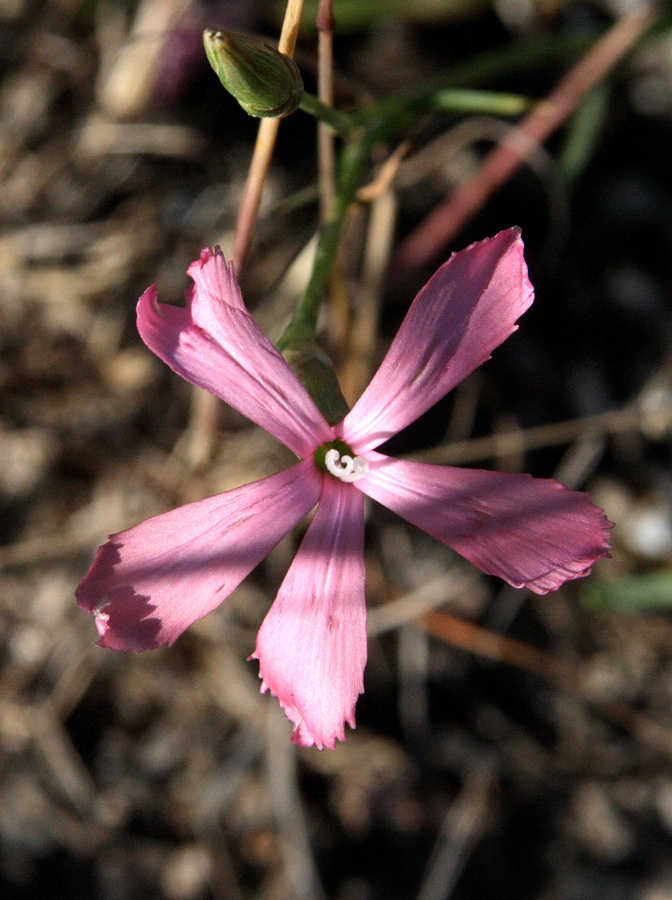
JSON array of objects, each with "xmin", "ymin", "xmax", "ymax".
[{"xmin": 314, "ymin": 440, "xmax": 369, "ymax": 483}]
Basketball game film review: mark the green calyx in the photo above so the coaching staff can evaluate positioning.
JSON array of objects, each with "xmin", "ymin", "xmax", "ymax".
[
  {"xmin": 203, "ymin": 29, "xmax": 304, "ymax": 118},
  {"xmin": 280, "ymin": 340, "xmax": 350, "ymax": 427},
  {"xmin": 314, "ymin": 440, "xmax": 355, "ymax": 473}
]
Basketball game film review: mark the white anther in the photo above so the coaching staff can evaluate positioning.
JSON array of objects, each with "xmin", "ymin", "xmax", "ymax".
[
  {"xmin": 324, "ymin": 449, "xmax": 369, "ymax": 483},
  {"xmin": 93, "ymin": 598, "xmax": 109, "ymax": 620}
]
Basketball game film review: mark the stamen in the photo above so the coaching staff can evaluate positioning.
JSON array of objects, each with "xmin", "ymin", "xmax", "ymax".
[
  {"xmin": 324, "ymin": 448, "xmax": 369, "ymax": 483},
  {"xmin": 93, "ymin": 599, "xmax": 109, "ymax": 619}
]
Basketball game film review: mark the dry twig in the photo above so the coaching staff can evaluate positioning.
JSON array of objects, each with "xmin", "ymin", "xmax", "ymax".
[{"xmin": 396, "ymin": 8, "xmax": 656, "ymax": 272}]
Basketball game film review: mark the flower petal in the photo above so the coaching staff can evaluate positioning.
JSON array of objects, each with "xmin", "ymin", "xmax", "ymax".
[
  {"xmin": 76, "ymin": 459, "xmax": 322, "ymax": 650},
  {"xmin": 357, "ymin": 453, "xmax": 612, "ymax": 594},
  {"xmin": 252, "ymin": 477, "xmax": 367, "ymax": 749},
  {"xmin": 340, "ymin": 228, "xmax": 534, "ymax": 454},
  {"xmin": 137, "ymin": 248, "xmax": 333, "ymax": 457}
]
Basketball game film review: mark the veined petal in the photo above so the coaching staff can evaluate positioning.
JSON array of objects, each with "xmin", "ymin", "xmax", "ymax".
[
  {"xmin": 357, "ymin": 453, "xmax": 612, "ymax": 594},
  {"xmin": 137, "ymin": 248, "xmax": 333, "ymax": 458},
  {"xmin": 340, "ymin": 229, "xmax": 534, "ymax": 454},
  {"xmin": 252, "ymin": 477, "xmax": 367, "ymax": 749},
  {"xmin": 76, "ymin": 459, "xmax": 321, "ymax": 651}
]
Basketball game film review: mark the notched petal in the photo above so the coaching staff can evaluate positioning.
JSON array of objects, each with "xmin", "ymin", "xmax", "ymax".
[
  {"xmin": 342, "ymin": 228, "xmax": 534, "ymax": 454},
  {"xmin": 76, "ymin": 460, "xmax": 322, "ymax": 651},
  {"xmin": 252, "ymin": 478, "xmax": 367, "ymax": 749},
  {"xmin": 357, "ymin": 453, "xmax": 612, "ymax": 595},
  {"xmin": 137, "ymin": 247, "xmax": 333, "ymax": 457}
]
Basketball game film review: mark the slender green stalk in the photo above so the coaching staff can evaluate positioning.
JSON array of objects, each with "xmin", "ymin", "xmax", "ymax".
[
  {"xmin": 558, "ymin": 81, "xmax": 611, "ymax": 185},
  {"xmin": 428, "ymin": 89, "xmax": 531, "ymax": 117},
  {"xmin": 278, "ymin": 129, "xmax": 372, "ymax": 351},
  {"xmin": 299, "ymin": 91, "xmax": 355, "ymax": 135},
  {"xmin": 276, "ymin": 129, "xmax": 372, "ymax": 423},
  {"xmin": 353, "ymin": 30, "xmax": 600, "ymax": 138}
]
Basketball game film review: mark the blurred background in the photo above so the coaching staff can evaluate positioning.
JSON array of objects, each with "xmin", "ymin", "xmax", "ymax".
[{"xmin": 2, "ymin": 0, "xmax": 672, "ymax": 898}]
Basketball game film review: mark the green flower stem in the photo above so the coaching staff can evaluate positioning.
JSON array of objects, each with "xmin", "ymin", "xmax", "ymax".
[
  {"xmin": 298, "ymin": 91, "xmax": 356, "ymax": 136},
  {"xmin": 278, "ymin": 129, "xmax": 372, "ymax": 353},
  {"xmin": 276, "ymin": 130, "xmax": 373, "ymax": 422}
]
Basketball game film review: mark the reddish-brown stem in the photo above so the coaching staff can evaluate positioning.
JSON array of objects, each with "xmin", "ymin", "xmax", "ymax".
[
  {"xmin": 395, "ymin": 9, "xmax": 655, "ymax": 273},
  {"xmin": 316, "ymin": 0, "xmax": 336, "ymax": 220},
  {"xmin": 423, "ymin": 610, "xmax": 672, "ymax": 759}
]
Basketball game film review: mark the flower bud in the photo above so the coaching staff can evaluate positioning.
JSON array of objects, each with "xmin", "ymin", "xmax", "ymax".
[{"xmin": 203, "ymin": 29, "xmax": 303, "ymax": 118}]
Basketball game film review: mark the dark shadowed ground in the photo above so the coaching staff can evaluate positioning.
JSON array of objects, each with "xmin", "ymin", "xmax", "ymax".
[{"xmin": 3, "ymin": 1, "xmax": 672, "ymax": 899}]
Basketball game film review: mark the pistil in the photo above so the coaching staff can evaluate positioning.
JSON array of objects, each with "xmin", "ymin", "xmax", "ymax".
[{"xmin": 314, "ymin": 440, "xmax": 369, "ymax": 483}]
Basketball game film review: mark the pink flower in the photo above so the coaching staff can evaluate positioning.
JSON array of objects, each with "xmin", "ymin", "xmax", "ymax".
[{"xmin": 76, "ymin": 228, "xmax": 612, "ymax": 749}]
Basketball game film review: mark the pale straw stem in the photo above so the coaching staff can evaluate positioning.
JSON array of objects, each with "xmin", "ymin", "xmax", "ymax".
[
  {"xmin": 316, "ymin": 0, "xmax": 336, "ymax": 220},
  {"xmin": 232, "ymin": 0, "xmax": 306, "ymax": 271},
  {"xmin": 188, "ymin": 0, "xmax": 306, "ymax": 469}
]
